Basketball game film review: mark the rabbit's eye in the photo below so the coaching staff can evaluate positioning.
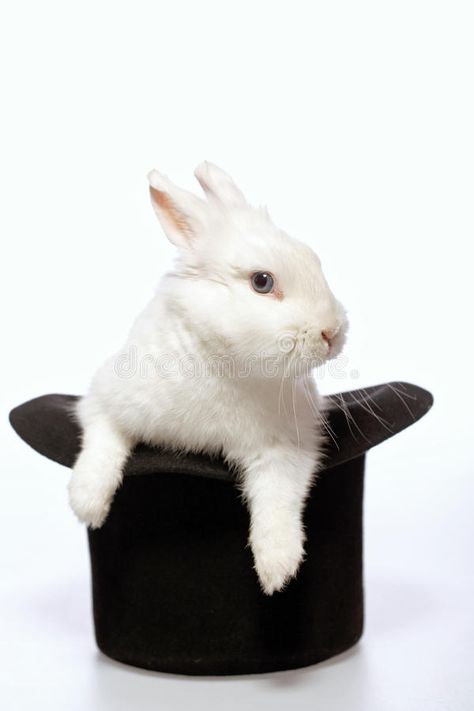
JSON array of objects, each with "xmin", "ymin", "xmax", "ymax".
[{"xmin": 251, "ymin": 272, "xmax": 274, "ymax": 294}]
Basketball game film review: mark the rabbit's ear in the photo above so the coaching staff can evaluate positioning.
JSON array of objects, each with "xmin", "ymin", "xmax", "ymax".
[
  {"xmin": 148, "ymin": 169, "xmax": 206, "ymax": 249},
  {"xmin": 194, "ymin": 161, "xmax": 246, "ymax": 207}
]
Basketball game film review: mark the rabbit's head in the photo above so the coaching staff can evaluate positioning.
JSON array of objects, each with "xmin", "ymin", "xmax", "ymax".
[{"xmin": 148, "ymin": 162, "xmax": 347, "ymax": 376}]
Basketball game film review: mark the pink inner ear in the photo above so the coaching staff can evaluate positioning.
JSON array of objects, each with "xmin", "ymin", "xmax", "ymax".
[{"xmin": 150, "ymin": 186, "xmax": 192, "ymax": 237}]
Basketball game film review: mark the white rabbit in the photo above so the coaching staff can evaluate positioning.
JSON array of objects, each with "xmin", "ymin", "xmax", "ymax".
[{"xmin": 69, "ymin": 162, "xmax": 348, "ymax": 595}]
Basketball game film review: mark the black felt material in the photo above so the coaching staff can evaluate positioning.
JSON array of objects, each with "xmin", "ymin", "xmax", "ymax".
[
  {"xmin": 89, "ymin": 456, "xmax": 365, "ymax": 675},
  {"xmin": 9, "ymin": 382, "xmax": 433, "ymax": 479},
  {"xmin": 9, "ymin": 382, "xmax": 433, "ymax": 675}
]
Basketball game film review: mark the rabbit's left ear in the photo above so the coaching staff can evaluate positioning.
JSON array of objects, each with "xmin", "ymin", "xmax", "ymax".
[
  {"xmin": 194, "ymin": 161, "xmax": 246, "ymax": 207},
  {"xmin": 148, "ymin": 170, "xmax": 207, "ymax": 250}
]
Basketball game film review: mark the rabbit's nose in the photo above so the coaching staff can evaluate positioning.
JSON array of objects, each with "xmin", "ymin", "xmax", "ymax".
[{"xmin": 321, "ymin": 327, "xmax": 339, "ymax": 347}]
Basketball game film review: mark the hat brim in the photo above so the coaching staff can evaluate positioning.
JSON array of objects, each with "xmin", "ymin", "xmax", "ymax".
[{"xmin": 9, "ymin": 382, "xmax": 433, "ymax": 481}]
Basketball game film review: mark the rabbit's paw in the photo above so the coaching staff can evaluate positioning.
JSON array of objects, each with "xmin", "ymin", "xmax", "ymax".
[
  {"xmin": 251, "ymin": 529, "xmax": 305, "ymax": 595},
  {"xmin": 68, "ymin": 474, "xmax": 114, "ymax": 529}
]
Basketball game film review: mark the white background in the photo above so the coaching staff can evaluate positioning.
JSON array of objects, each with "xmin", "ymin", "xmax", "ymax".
[{"xmin": 1, "ymin": 1, "xmax": 473, "ymax": 709}]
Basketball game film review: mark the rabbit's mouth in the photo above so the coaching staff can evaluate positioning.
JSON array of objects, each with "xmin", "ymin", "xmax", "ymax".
[
  {"xmin": 296, "ymin": 326, "xmax": 345, "ymax": 367},
  {"xmin": 321, "ymin": 331, "xmax": 335, "ymax": 358},
  {"xmin": 321, "ymin": 329, "xmax": 344, "ymax": 359},
  {"xmin": 325, "ymin": 321, "xmax": 348, "ymax": 361},
  {"xmin": 292, "ymin": 331, "xmax": 326, "ymax": 368}
]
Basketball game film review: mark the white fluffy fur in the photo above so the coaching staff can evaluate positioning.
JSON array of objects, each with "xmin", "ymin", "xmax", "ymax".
[{"xmin": 69, "ymin": 162, "xmax": 347, "ymax": 595}]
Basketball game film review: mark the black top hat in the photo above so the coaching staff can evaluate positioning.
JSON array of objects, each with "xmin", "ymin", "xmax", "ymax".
[{"xmin": 10, "ymin": 381, "xmax": 432, "ymax": 675}]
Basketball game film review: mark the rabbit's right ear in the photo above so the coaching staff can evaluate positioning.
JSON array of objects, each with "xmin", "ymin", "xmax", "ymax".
[
  {"xmin": 148, "ymin": 170, "xmax": 207, "ymax": 249},
  {"xmin": 194, "ymin": 161, "xmax": 246, "ymax": 207}
]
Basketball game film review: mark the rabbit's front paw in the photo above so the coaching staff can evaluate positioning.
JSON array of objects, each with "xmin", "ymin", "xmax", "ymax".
[
  {"xmin": 251, "ymin": 528, "xmax": 305, "ymax": 595},
  {"xmin": 68, "ymin": 475, "xmax": 113, "ymax": 529}
]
